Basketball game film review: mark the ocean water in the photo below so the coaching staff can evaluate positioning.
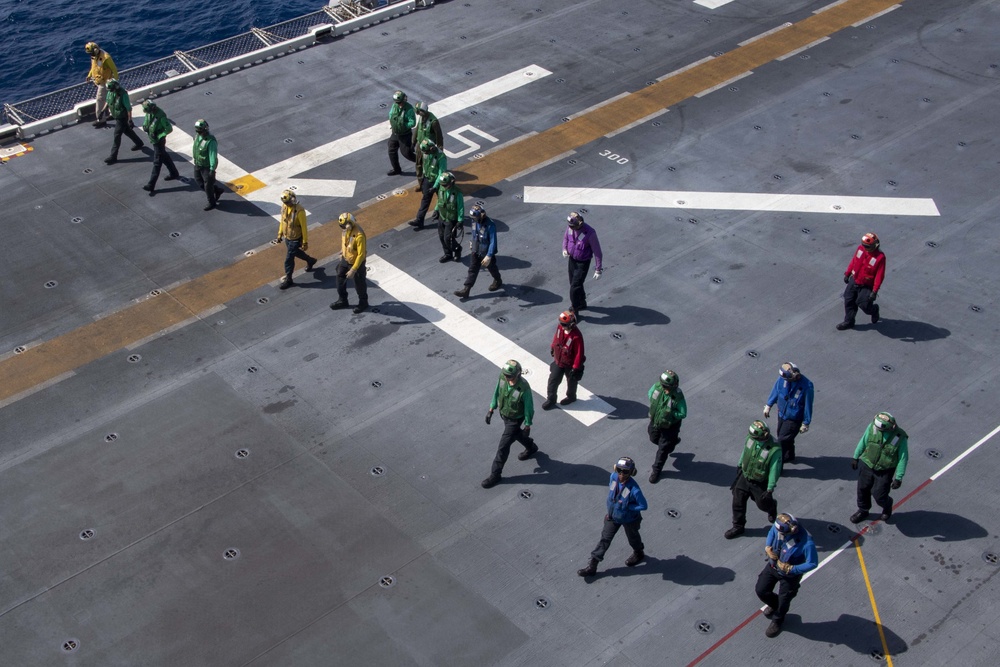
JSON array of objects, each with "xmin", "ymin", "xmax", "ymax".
[{"xmin": 1, "ymin": 0, "xmax": 326, "ymax": 107}]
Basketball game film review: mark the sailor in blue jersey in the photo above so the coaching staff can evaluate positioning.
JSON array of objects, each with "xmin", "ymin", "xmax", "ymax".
[
  {"xmin": 763, "ymin": 362, "xmax": 814, "ymax": 463},
  {"xmin": 755, "ymin": 513, "xmax": 817, "ymax": 637},
  {"xmin": 577, "ymin": 457, "xmax": 647, "ymax": 577}
]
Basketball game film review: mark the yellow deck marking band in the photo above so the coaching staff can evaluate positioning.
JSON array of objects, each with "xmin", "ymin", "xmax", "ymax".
[
  {"xmin": 855, "ymin": 541, "xmax": 895, "ymax": 667},
  {"xmin": 229, "ymin": 173, "xmax": 268, "ymax": 195},
  {"xmin": 0, "ymin": 0, "xmax": 908, "ymax": 402}
]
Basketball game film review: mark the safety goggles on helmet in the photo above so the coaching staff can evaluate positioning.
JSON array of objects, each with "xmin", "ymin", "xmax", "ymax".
[
  {"xmin": 749, "ymin": 420, "xmax": 770, "ymax": 440},
  {"xmin": 414, "ymin": 101, "xmax": 427, "ymax": 114},
  {"xmin": 659, "ymin": 370, "xmax": 678, "ymax": 388},
  {"xmin": 280, "ymin": 190, "xmax": 297, "ymax": 205},
  {"xmin": 861, "ymin": 232, "xmax": 880, "ymax": 250},
  {"xmin": 774, "ymin": 513, "xmax": 797, "ymax": 534},
  {"xmin": 439, "ymin": 172, "xmax": 455, "ymax": 187},
  {"xmin": 558, "ymin": 310, "xmax": 577, "ymax": 327},
  {"xmin": 85, "ymin": 42, "xmax": 99, "ymax": 55},
  {"xmin": 501, "ymin": 359, "xmax": 522, "ymax": 379},
  {"xmin": 107, "ymin": 79, "xmax": 120, "ymax": 91},
  {"xmin": 393, "ymin": 90, "xmax": 406, "ymax": 103},
  {"xmin": 338, "ymin": 212, "xmax": 355, "ymax": 229},
  {"xmin": 873, "ymin": 412, "xmax": 895, "ymax": 431},
  {"xmin": 194, "ymin": 119, "xmax": 209, "ymax": 132},
  {"xmin": 469, "ymin": 205, "xmax": 485, "ymax": 220},
  {"xmin": 778, "ymin": 363, "xmax": 799, "ymax": 380},
  {"xmin": 567, "ymin": 212, "xmax": 584, "ymax": 228},
  {"xmin": 141, "ymin": 99, "xmax": 156, "ymax": 112},
  {"xmin": 419, "ymin": 138, "xmax": 436, "ymax": 153},
  {"xmin": 614, "ymin": 457, "xmax": 636, "ymax": 475}
]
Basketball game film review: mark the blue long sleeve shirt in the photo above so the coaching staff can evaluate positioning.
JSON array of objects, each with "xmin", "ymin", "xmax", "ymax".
[
  {"xmin": 606, "ymin": 473, "xmax": 647, "ymax": 524},
  {"xmin": 766, "ymin": 375, "xmax": 814, "ymax": 425},
  {"xmin": 765, "ymin": 524, "xmax": 818, "ymax": 577}
]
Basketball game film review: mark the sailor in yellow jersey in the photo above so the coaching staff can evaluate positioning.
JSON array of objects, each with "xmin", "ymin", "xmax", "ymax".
[
  {"xmin": 329, "ymin": 213, "xmax": 368, "ymax": 314},
  {"xmin": 275, "ymin": 190, "xmax": 317, "ymax": 289},
  {"xmin": 85, "ymin": 42, "xmax": 117, "ymax": 127}
]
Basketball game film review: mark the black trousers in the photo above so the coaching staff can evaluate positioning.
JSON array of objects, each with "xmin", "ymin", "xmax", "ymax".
[
  {"xmin": 567, "ymin": 257, "xmax": 591, "ymax": 311},
  {"xmin": 857, "ymin": 461, "xmax": 894, "ymax": 513},
  {"xmin": 843, "ymin": 280, "xmax": 879, "ymax": 325},
  {"xmin": 438, "ymin": 218, "xmax": 462, "ymax": 258},
  {"xmin": 465, "ymin": 252, "xmax": 502, "ymax": 288},
  {"xmin": 775, "ymin": 417, "xmax": 802, "ymax": 462},
  {"xmin": 336, "ymin": 258, "xmax": 368, "ymax": 304},
  {"xmin": 649, "ymin": 420, "xmax": 682, "ymax": 471},
  {"xmin": 414, "ymin": 177, "xmax": 435, "ymax": 227},
  {"xmin": 193, "ymin": 166, "xmax": 221, "ymax": 206},
  {"xmin": 591, "ymin": 516, "xmax": 643, "ymax": 561},
  {"xmin": 755, "ymin": 564, "xmax": 802, "ymax": 624},
  {"xmin": 388, "ymin": 131, "xmax": 415, "ymax": 172},
  {"xmin": 283, "ymin": 238, "xmax": 313, "ymax": 278},
  {"xmin": 732, "ymin": 470, "xmax": 777, "ymax": 527},
  {"xmin": 109, "ymin": 117, "xmax": 143, "ymax": 159},
  {"xmin": 491, "ymin": 415, "xmax": 536, "ymax": 476},
  {"xmin": 546, "ymin": 362, "xmax": 582, "ymax": 402},
  {"xmin": 147, "ymin": 137, "xmax": 179, "ymax": 187}
]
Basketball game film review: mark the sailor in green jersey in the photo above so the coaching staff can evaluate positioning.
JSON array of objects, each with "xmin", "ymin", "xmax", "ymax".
[
  {"xmin": 192, "ymin": 119, "xmax": 224, "ymax": 211},
  {"xmin": 386, "ymin": 90, "xmax": 416, "ymax": 175},
  {"xmin": 140, "ymin": 99, "xmax": 180, "ymax": 195},
  {"xmin": 411, "ymin": 101, "xmax": 443, "ymax": 189},
  {"xmin": 103, "ymin": 79, "xmax": 144, "ymax": 165},
  {"xmin": 726, "ymin": 420, "xmax": 782, "ymax": 539},
  {"xmin": 481, "ymin": 360, "xmax": 540, "ymax": 489},
  {"xmin": 850, "ymin": 412, "xmax": 909, "ymax": 523},
  {"xmin": 408, "ymin": 139, "xmax": 448, "ymax": 231},
  {"xmin": 647, "ymin": 370, "xmax": 687, "ymax": 484},
  {"xmin": 435, "ymin": 171, "xmax": 464, "ymax": 263}
]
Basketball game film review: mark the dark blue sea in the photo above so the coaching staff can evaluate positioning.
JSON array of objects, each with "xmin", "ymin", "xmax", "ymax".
[{"xmin": 1, "ymin": 0, "xmax": 326, "ymax": 107}]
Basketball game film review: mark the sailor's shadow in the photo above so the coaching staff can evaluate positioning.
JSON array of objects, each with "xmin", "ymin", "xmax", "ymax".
[
  {"xmin": 858, "ymin": 318, "xmax": 949, "ymax": 342},
  {"xmin": 290, "ymin": 267, "xmax": 336, "ymax": 289},
  {"xmin": 502, "ymin": 451, "xmax": 609, "ymax": 486},
  {"xmin": 782, "ymin": 613, "xmax": 908, "ymax": 656},
  {"xmin": 601, "ymin": 396, "xmax": 649, "ymax": 421},
  {"xmin": 892, "ymin": 510, "xmax": 988, "ymax": 542},
  {"xmin": 595, "ymin": 555, "xmax": 736, "ymax": 585},
  {"xmin": 670, "ymin": 452, "xmax": 739, "ymax": 487},
  {"xmin": 582, "ymin": 304, "xmax": 670, "ymax": 326}
]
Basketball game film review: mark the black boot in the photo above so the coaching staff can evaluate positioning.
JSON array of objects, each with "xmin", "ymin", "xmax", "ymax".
[{"xmin": 577, "ymin": 558, "xmax": 598, "ymax": 577}]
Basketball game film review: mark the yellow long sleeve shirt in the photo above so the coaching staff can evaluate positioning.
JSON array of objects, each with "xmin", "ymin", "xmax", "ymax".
[
  {"xmin": 342, "ymin": 224, "xmax": 366, "ymax": 271},
  {"xmin": 89, "ymin": 52, "xmax": 117, "ymax": 85},
  {"xmin": 277, "ymin": 204, "xmax": 307, "ymax": 244}
]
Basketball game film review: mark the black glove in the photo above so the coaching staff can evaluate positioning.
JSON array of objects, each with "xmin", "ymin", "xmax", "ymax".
[
  {"xmin": 891, "ymin": 479, "xmax": 901, "ymax": 490},
  {"xmin": 851, "ymin": 459, "xmax": 858, "ymax": 470},
  {"xmin": 867, "ymin": 292, "xmax": 878, "ymax": 309},
  {"xmin": 761, "ymin": 490, "xmax": 773, "ymax": 502},
  {"xmin": 571, "ymin": 368, "xmax": 584, "ymax": 382},
  {"xmin": 604, "ymin": 514, "xmax": 611, "ymax": 522},
  {"xmin": 844, "ymin": 274, "xmax": 850, "ymax": 284},
  {"xmin": 485, "ymin": 410, "xmax": 493, "ymax": 425}
]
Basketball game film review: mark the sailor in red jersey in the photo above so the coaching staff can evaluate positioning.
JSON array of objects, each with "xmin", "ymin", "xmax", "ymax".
[{"xmin": 837, "ymin": 232, "xmax": 885, "ymax": 330}]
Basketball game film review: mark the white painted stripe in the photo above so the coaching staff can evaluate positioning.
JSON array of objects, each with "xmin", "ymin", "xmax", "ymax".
[
  {"xmin": 165, "ymin": 126, "xmax": 246, "ymax": 186},
  {"xmin": 523, "ymin": 186, "xmax": 941, "ymax": 217},
  {"xmin": 738, "ymin": 23, "xmax": 793, "ymax": 47},
  {"xmin": 776, "ymin": 36, "xmax": 830, "ymax": 61},
  {"xmin": 604, "ymin": 109, "xmax": 668, "ymax": 139},
  {"xmin": 851, "ymin": 4, "xmax": 900, "ymax": 27},
  {"xmin": 566, "ymin": 92, "xmax": 631, "ymax": 121},
  {"xmin": 694, "ymin": 0, "xmax": 736, "ymax": 8},
  {"xmin": 658, "ymin": 55, "xmax": 715, "ymax": 82},
  {"xmin": 930, "ymin": 423, "xmax": 1000, "ymax": 480},
  {"xmin": 505, "ymin": 149, "xmax": 576, "ymax": 182},
  {"xmin": 367, "ymin": 255, "xmax": 614, "ymax": 426},
  {"xmin": 813, "ymin": 0, "xmax": 852, "ymax": 14},
  {"xmin": 694, "ymin": 71, "xmax": 754, "ymax": 98},
  {"xmin": 255, "ymin": 64, "xmax": 552, "ymax": 183}
]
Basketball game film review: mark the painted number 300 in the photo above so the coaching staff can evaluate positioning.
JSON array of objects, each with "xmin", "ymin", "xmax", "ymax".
[{"xmin": 599, "ymin": 149, "xmax": 629, "ymax": 164}]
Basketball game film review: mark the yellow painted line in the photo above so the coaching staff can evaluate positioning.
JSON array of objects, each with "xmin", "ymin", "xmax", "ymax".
[
  {"xmin": 0, "ymin": 0, "xmax": 908, "ymax": 403},
  {"xmin": 855, "ymin": 541, "xmax": 894, "ymax": 667}
]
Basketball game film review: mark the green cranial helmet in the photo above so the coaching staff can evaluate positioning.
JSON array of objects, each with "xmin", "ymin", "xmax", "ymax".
[
  {"xmin": 748, "ymin": 420, "xmax": 771, "ymax": 441},
  {"xmin": 659, "ymin": 370, "xmax": 679, "ymax": 388},
  {"xmin": 873, "ymin": 412, "xmax": 896, "ymax": 431},
  {"xmin": 393, "ymin": 90, "xmax": 407, "ymax": 103},
  {"xmin": 106, "ymin": 78, "xmax": 120, "ymax": 91},
  {"xmin": 194, "ymin": 118, "xmax": 209, "ymax": 133},
  {"xmin": 141, "ymin": 99, "xmax": 157, "ymax": 113},
  {"xmin": 414, "ymin": 101, "xmax": 427, "ymax": 115},
  {"xmin": 501, "ymin": 359, "xmax": 522, "ymax": 380},
  {"xmin": 419, "ymin": 138, "xmax": 436, "ymax": 153},
  {"xmin": 439, "ymin": 171, "xmax": 455, "ymax": 187}
]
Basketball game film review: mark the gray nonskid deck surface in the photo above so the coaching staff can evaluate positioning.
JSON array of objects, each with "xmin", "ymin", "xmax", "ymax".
[{"xmin": 1, "ymin": 0, "xmax": 999, "ymax": 665}]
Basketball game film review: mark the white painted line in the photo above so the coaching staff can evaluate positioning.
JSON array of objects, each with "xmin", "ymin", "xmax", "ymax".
[
  {"xmin": 604, "ymin": 109, "xmax": 668, "ymax": 139},
  {"xmin": 776, "ymin": 36, "xmax": 830, "ymax": 61},
  {"xmin": 931, "ymin": 423, "xmax": 1000, "ymax": 480},
  {"xmin": 694, "ymin": 0, "xmax": 736, "ymax": 8},
  {"xmin": 694, "ymin": 71, "xmax": 754, "ymax": 98},
  {"xmin": 566, "ymin": 92, "xmax": 631, "ymax": 121},
  {"xmin": 657, "ymin": 55, "xmax": 715, "ymax": 82},
  {"xmin": 505, "ymin": 149, "xmax": 577, "ymax": 182},
  {"xmin": 255, "ymin": 64, "xmax": 552, "ymax": 183},
  {"xmin": 367, "ymin": 255, "xmax": 614, "ymax": 426},
  {"xmin": 165, "ymin": 126, "xmax": 247, "ymax": 187},
  {"xmin": 851, "ymin": 4, "xmax": 900, "ymax": 27},
  {"xmin": 739, "ymin": 23, "xmax": 793, "ymax": 47},
  {"xmin": 523, "ymin": 186, "xmax": 941, "ymax": 217}
]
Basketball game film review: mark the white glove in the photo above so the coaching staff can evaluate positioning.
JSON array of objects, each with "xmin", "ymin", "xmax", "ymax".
[
  {"xmin": 593, "ymin": 270, "xmax": 602, "ymax": 280},
  {"xmin": 346, "ymin": 269, "xmax": 356, "ymax": 279},
  {"xmin": 763, "ymin": 405, "xmax": 771, "ymax": 418},
  {"xmin": 562, "ymin": 250, "xmax": 569, "ymax": 258},
  {"xmin": 481, "ymin": 256, "xmax": 491, "ymax": 267},
  {"xmin": 799, "ymin": 423, "xmax": 809, "ymax": 434}
]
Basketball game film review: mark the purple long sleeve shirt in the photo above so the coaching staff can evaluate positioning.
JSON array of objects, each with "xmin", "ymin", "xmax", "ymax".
[{"xmin": 562, "ymin": 223, "xmax": 603, "ymax": 271}]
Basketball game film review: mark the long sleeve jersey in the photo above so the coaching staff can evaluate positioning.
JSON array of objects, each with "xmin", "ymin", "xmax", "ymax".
[{"xmin": 844, "ymin": 245, "xmax": 886, "ymax": 292}]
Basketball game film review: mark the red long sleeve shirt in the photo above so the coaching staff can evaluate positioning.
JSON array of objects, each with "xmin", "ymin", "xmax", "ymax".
[
  {"xmin": 551, "ymin": 326, "xmax": 585, "ymax": 369},
  {"xmin": 844, "ymin": 245, "xmax": 886, "ymax": 292}
]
